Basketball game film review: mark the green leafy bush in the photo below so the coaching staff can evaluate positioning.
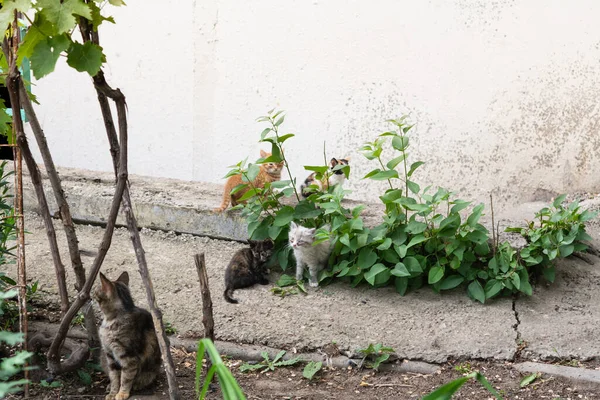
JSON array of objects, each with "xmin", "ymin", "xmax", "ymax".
[
  {"xmin": 0, "ymin": 289, "xmax": 32, "ymax": 397},
  {"xmin": 229, "ymin": 111, "xmax": 596, "ymax": 303}
]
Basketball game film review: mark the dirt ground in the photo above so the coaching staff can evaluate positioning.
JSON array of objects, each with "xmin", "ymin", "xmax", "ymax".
[{"xmin": 14, "ymin": 340, "xmax": 600, "ymax": 399}]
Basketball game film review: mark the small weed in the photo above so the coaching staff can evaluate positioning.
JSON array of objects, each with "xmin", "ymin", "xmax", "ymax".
[
  {"xmin": 455, "ymin": 361, "xmax": 473, "ymax": 375},
  {"xmin": 39, "ymin": 379, "xmax": 63, "ymax": 389},
  {"xmin": 520, "ymin": 372, "xmax": 540, "ymax": 388},
  {"xmin": 71, "ymin": 312, "xmax": 85, "ymax": 327},
  {"xmin": 303, "ymin": 361, "xmax": 323, "ymax": 380},
  {"xmin": 165, "ymin": 321, "xmax": 177, "ymax": 336},
  {"xmin": 423, "ymin": 371, "xmax": 502, "ymax": 399},
  {"xmin": 356, "ymin": 343, "xmax": 395, "ymax": 371},
  {"xmin": 271, "ymin": 274, "xmax": 307, "ymax": 298},
  {"xmin": 240, "ymin": 351, "xmax": 301, "ymax": 373}
]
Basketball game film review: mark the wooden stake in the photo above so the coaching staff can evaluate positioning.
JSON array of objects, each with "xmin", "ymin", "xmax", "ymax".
[{"xmin": 194, "ymin": 253, "xmax": 215, "ymax": 342}]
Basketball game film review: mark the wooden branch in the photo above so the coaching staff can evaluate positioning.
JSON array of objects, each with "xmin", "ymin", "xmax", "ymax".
[
  {"xmin": 91, "ymin": 72, "xmax": 180, "ymax": 400},
  {"xmin": 79, "ymin": 15, "xmax": 180, "ymax": 398},
  {"xmin": 45, "ymin": 71, "xmax": 130, "ymax": 373},
  {"xmin": 1, "ymin": 39, "xmax": 70, "ymax": 316},
  {"xmin": 8, "ymin": 13, "xmax": 28, "ymax": 395},
  {"xmin": 17, "ymin": 79, "xmax": 100, "ymax": 354},
  {"xmin": 194, "ymin": 253, "xmax": 215, "ymax": 342}
]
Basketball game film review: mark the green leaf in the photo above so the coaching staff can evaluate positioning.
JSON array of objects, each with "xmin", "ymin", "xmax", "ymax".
[
  {"xmin": 380, "ymin": 189, "xmax": 403, "ymax": 204},
  {"xmin": 511, "ymin": 273, "xmax": 521, "ymax": 290},
  {"xmin": 303, "ymin": 361, "xmax": 322, "ymax": 380},
  {"xmin": 520, "ymin": 372, "xmax": 540, "ymax": 388},
  {"xmin": 277, "ymin": 133, "xmax": 295, "ymax": 143},
  {"xmin": 0, "ymin": 331, "xmax": 24, "ymax": 346},
  {"xmin": 407, "ymin": 161, "xmax": 425, "ymax": 177},
  {"xmin": 304, "ymin": 165, "xmax": 329, "ymax": 174},
  {"xmin": 0, "ymin": 0, "xmax": 31, "ymax": 31},
  {"xmin": 273, "ymin": 206, "xmax": 295, "ymax": 227},
  {"xmin": 407, "ymin": 180, "xmax": 420, "ymax": 194},
  {"xmin": 450, "ymin": 200, "xmax": 471, "ymax": 213},
  {"xmin": 366, "ymin": 169, "xmax": 399, "ymax": 181},
  {"xmin": 376, "ymin": 238, "xmax": 392, "ymax": 250},
  {"xmin": 553, "ymin": 194, "xmax": 567, "ymax": 207},
  {"xmin": 395, "ymin": 277, "xmax": 408, "ymax": 295},
  {"xmin": 108, "ymin": 0, "xmax": 127, "ymax": 5},
  {"xmin": 466, "ymin": 204, "xmax": 485, "ymax": 227},
  {"xmin": 66, "ymin": 41, "xmax": 106, "ymax": 76},
  {"xmin": 77, "ymin": 369, "xmax": 92, "ymax": 386},
  {"xmin": 484, "ymin": 280, "xmax": 503, "ymax": 299},
  {"xmin": 274, "ymin": 114, "xmax": 285, "ymax": 126},
  {"xmin": 542, "ymin": 266, "xmax": 555, "ymax": 283},
  {"xmin": 89, "ymin": 1, "xmax": 116, "ymax": 30},
  {"xmin": 391, "ymin": 135, "xmax": 409, "ymax": 151},
  {"xmin": 403, "ymin": 256, "xmax": 422, "ymax": 274},
  {"xmin": 357, "ymin": 248, "xmax": 377, "ymax": 269},
  {"xmin": 422, "ymin": 376, "xmax": 470, "ymax": 400},
  {"xmin": 364, "ymin": 263, "xmax": 391, "ymax": 286},
  {"xmin": 18, "ymin": 17, "xmax": 50, "ymax": 66},
  {"xmin": 391, "ymin": 262, "xmax": 411, "ymax": 277},
  {"xmin": 386, "ymin": 154, "xmax": 405, "ymax": 170},
  {"xmin": 559, "ymin": 244, "xmax": 574, "ymax": 258},
  {"xmin": 405, "ymin": 220, "xmax": 427, "ymax": 234},
  {"xmin": 30, "ymin": 35, "xmax": 71, "ymax": 79},
  {"xmin": 406, "ymin": 234, "xmax": 427, "ymax": 249},
  {"xmin": 467, "ymin": 280, "xmax": 485, "ymax": 303},
  {"xmin": 428, "ymin": 265, "xmax": 444, "ymax": 284},
  {"xmin": 439, "ymin": 275, "xmax": 464, "ymax": 290},
  {"xmin": 39, "ymin": 0, "xmax": 92, "ymax": 34}
]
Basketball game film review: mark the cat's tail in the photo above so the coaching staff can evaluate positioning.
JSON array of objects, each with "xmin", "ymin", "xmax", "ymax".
[
  {"xmin": 223, "ymin": 288, "xmax": 239, "ymax": 304},
  {"xmin": 214, "ymin": 187, "xmax": 231, "ymax": 212}
]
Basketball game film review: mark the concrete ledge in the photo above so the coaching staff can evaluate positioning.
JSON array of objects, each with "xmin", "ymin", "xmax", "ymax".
[
  {"xmin": 515, "ymin": 361, "xmax": 600, "ymax": 388},
  {"xmin": 20, "ymin": 166, "xmax": 250, "ymax": 241}
]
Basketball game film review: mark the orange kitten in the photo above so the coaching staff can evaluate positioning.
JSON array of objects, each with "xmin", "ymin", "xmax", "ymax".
[{"xmin": 214, "ymin": 150, "xmax": 284, "ymax": 212}]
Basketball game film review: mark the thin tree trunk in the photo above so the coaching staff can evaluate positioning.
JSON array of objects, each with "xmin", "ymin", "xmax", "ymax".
[
  {"xmin": 93, "ymin": 73, "xmax": 181, "ymax": 400},
  {"xmin": 1, "ymin": 39, "xmax": 70, "ymax": 316},
  {"xmin": 18, "ymin": 80, "xmax": 100, "ymax": 353},
  {"xmin": 45, "ymin": 86, "xmax": 129, "ymax": 374},
  {"xmin": 194, "ymin": 253, "xmax": 215, "ymax": 342},
  {"xmin": 78, "ymin": 15, "xmax": 180, "ymax": 399}
]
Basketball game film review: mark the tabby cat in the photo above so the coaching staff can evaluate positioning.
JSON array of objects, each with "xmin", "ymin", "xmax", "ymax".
[
  {"xmin": 93, "ymin": 272, "xmax": 161, "ymax": 400},
  {"xmin": 289, "ymin": 222, "xmax": 332, "ymax": 287},
  {"xmin": 224, "ymin": 239, "xmax": 274, "ymax": 303},
  {"xmin": 300, "ymin": 157, "xmax": 349, "ymax": 198},
  {"xmin": 214, "ymin": 150, "xmax": 285, "ymax": 212}
]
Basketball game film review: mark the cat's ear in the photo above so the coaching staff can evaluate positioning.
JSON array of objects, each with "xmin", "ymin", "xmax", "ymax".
[
  {"xmin": 307, "ymin": 228, "xmax": 316, "ymax": 237},
  {"xmin": 290, "ymin": 221, "xmax": 298, "ymax": 230},
  {"xmin": 264, "ymin": 238, "xmax": 274, "ymax": 249},
  {"xmin": 248, "ymin": 239, "xmax": 256, "ymax": 247},
  {"xmin": 330, "ymin": 158, "xmax": 338, "ymax": 167},
  {"xmin": 116, "ymin": 271, "xmax": 129, "ymax": 286},
  {"xmin": 260, "ymin": 149, "xmax": 268, "ymax": 158},
  {"xmin": 99, "ymin": 272, "xmax": 113, "ymax": 294},
  {"xmin": 343, "ymin": 156, "xmax": 350, "ymax": 162}
]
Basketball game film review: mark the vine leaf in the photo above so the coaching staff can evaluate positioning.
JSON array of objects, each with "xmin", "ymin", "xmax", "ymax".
[
  {"xmin": 30, "ymin": 35, "xmax": 71, "ymax": 79},
  {"xmin": 66, "ymin": 41, "xmax": 106, "ymax": 76},
  {"xmin": 38, "ymin": 0, "xmax": 92, "ymax": 34},
  {"xmin": 108, "ymin": 0, "xmax": 127, "ymax": 6},
  {"xmin": 0, "ymin": 0, "xmax": 31, "ymax": 31}
]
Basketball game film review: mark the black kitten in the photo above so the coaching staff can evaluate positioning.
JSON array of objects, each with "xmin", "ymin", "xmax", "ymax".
[{"xmin": 224, "ymin": 239, "xmax": 274, "ymax": 304}]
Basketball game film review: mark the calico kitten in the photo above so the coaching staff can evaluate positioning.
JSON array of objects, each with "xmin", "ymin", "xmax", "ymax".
[
  {"xmin": 224, "ymin": 239, "xmax": 274, "ymax": 303},
  {"xmin": 289, "ymin": 222, "xmax": 332, "ymax": 287},
  {"xmin": 215, "ymin": 150, "xmax": 285, "ymax": 212},
  {"xmin": 301, "ymin": 157, "xmax": 350, "ymax": 198},
  {"xmin": 93, "ymin": 272, "xmax": 161, "ymax": 400}
]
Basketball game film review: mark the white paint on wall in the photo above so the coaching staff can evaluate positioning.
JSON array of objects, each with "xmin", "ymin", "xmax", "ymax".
[{"xmin": 28, "ymin": 0, "xmax": 600, "ymax": 206}]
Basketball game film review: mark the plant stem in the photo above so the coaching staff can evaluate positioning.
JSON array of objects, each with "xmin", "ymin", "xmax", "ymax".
[{"xmin": 271, "ymin": 119, "xmax": 300, "ymax": 202}]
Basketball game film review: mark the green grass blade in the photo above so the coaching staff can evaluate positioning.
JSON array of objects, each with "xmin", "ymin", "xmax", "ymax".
[{"xmin": 421, "ymin": 376, "xmax": 470, "ymax": 400}]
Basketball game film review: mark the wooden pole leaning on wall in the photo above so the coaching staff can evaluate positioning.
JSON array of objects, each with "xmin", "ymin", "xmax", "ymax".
[{"xmin": 194, "ymin": 253, "xmax": 215, "ymax": 342}]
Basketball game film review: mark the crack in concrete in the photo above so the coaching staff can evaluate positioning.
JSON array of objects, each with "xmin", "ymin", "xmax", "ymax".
[{"xmin": 512, "ymin": 297, "xmax": 522, "ymax": 359}]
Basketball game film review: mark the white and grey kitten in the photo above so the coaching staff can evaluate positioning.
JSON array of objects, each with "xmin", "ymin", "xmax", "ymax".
[{"xmin": 289, "ymin": 221, "xmax": 332, "ymax": 287}]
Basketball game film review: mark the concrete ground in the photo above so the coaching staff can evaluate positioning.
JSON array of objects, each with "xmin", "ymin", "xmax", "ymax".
[{"xmin": 13, "ymin": 166, "xmax": 600, "ymax": 364}]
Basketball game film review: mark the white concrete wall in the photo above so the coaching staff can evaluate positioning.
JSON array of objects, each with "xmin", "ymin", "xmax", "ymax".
[{"xmin": 29, "ymin": 0, "xmax": 600, "ymax": 206}]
